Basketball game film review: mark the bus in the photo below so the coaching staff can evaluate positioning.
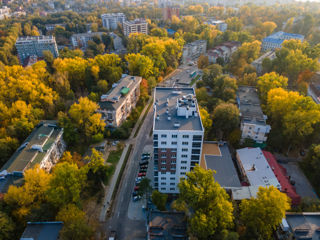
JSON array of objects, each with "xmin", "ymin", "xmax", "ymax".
[{"xmin": 189, "ymin": 71, "xmax": 197, "ymax": 78}]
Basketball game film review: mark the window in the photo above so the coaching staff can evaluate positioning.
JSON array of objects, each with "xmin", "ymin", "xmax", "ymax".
[
  {"xmin": 181, "ymin": 166, "xmax": 187, "ymax": 170},
  {"xmin": 161, "ymin": 134, "xmax": 167, "ymax": 138},
  {"xmin": 181, "ymin": 172, "xmax": 186, "ymax": 175},
  {"xmin": 161, "ymin": 154, "xmax": 166, "ymax": 158},
  {"xmin": 181, "ymin": 161, "xmax": 187, "ymax": 164},
  {"xmin": 161, "ymin": 182, "xmax": 166, "ymax": 185},
  {"xmin": 171, "ymin": 149, "xmax": 177, "ymax": 152},
  {"xmin": 170, "ymin": 167, "xmax": 176, "ymax": 170},
  {"xmin": 193, "ymin": 135, "xmax": 202, "ymax": 141},
  {"xmin": 182, "ymin": 148, "xmax": 188, "ymax": 152},
  {"xmin": 191, "ymin": 155, "xmax": 200, "ymax": 160},
  {"xmin": 171, "ymin": 141, "xmax": 177, "ymax": 145},
  {"xmin": 161, "ymin": 141, "xmax": 167, "ymax": 145},
  {"xmin": 172, "ymin": 134, "xmax": 177, "ymax": 138},
  {"xmin": 182, "ymin": 142, "xmax": 188, "ymax": 145},
  {"xmin": 170, "ymin": 183, "xmax": 175, "ymax": 185},
  {"xmin": 192, "ymin": 142, "xmax": 201, "ymax": 148},
  {"xmin": 161, "ymin": 148, "xmax": 166, "ymax": 152},
  {"xmin": 170, "ymin": 177, "xmax": 175, "ymax": 180},
  {"xmin": 153, "ymin": 134, "xmax": 158, "ymax": 140},
  {"xmin": 182, "ymin": 135, "xmax": 189, "ymax": 138},
  {"xmin": 171, "ymin": 155, "xmax": 176, "ymax": 158},
  {"xmin": 161, "ymin": 167, "xmax": 166, "ymax": 170},
  {"xmin": 192, "ymin": 149, "xmax": 200, "ymax": 154},
  {"xmin": 161, "ymin": 188, "xmax": 166, "ymax": 190},
  {"xmin": 161, "ymin": 177, "xmax": 166, "ymax": 180},
  {"xmin": 170, "ymin": 188, "xmax": 175, "ymax": 190},
  {"xmin": 161, "ymin": 160, "xmax": 166, "ymax": 164},
  {"xmin": 154, "ymin": 141, "xmax": 158, "ymax": 147},
  {"xmin": 181, "ymin": 154, "xmax": 188, "ymax": 158}
]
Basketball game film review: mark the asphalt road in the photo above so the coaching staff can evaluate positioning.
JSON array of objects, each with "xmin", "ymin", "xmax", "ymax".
[{"xmin": 104, "ymin": 104, "xmax": 154, "ymax": 240}]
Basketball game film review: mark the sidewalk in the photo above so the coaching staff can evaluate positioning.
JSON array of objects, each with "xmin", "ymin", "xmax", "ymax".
[{"xmin": 99, "ymin": 96, "xmax": 153, "ymax": 222}]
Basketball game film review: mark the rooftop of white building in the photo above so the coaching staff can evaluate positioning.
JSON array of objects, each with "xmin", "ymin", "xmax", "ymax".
[
  {"xmin": 236, "ymin": 147, "xmax": 281, "ymax": 189},
  {"xmin": 153, "ymin": 87, "xmax": 203, "ymax": 132}
]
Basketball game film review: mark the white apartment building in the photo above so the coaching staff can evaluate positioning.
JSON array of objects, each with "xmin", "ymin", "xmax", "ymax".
[
  {"xmin": 237, "ymin": 86, "xmax": 271, "ymax": 143},
  {"xmin": 98, "ymin": 75, "xmax": 142, "ymax": 128},
  {"xmin": 153, "ymin": 88, "xmax": 204, "ymax": 194},
  {"xmin": 70, "ymin": 32, "xmax": 104, "ymax": 49},
  {"xmin": 123, "ymin": 19, "xmax": 148, "ymax": 37},
  {"xmin": 101, "ymin": 13, "xmax": 126, "ymax": 30}
]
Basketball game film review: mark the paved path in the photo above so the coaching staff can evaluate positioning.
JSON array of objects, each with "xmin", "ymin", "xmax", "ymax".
[{"xmin": 99, "ymin": 97, "xmax": 153, "ymax": 222}]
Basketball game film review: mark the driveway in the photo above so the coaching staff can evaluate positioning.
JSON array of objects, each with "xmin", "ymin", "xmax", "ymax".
[{"xmin": 280, "ymin": 162, "xmax": 318, "ymax": 199}]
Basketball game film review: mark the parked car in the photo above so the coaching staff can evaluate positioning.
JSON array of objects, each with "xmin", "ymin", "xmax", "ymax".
[
  {"xmin": 139, "ymin": 161, "xmax": 148, "ymax": 166},
  {"xmin": 108, "ymin": 230, "xmax": 116, "ymax": 240},
  {"xmin": 132, "ymin": 191, "xmax": 137, "ymax": 197},
  {"xmin": 138, "ymin": 172, "xmax": 146, "ymax": 177},
  {"xmin": 141, "ymin": 156, "xmax": 150, "ymax": 161},
  {"xmin": 134, "ymin": 186, "xmax": 140, "ymax": 191},
  {"xmin": 133, "ymin": 195, "xmax": 141, "ymax": 202},
  {"xmin": 142, "ymin": 152, "xmax": 150, "ymax": 156},
  {"xmin": 140, "ymin": 166, "xmax": 148, "ymax": 170},
  {"xmin": 136, "ymin": 177, "xmax": 144, "ymax": 182},
  {"xmin": 139, "ymin": 169, "xmax": 147, "ymax": 173}
]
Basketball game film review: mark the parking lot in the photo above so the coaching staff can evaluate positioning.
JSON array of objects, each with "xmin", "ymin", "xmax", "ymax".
[
  {"xmin": 127, "ymin": 144, "xmax": 153, "ymax": 221},
  {"xmin": 280, "ymin": 162, "xmax": 318, "ymax": 199}
]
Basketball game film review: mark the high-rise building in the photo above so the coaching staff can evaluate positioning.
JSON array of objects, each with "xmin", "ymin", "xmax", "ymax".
[
  {"xmin": 101, "ymin": 13, "xmax": 126, "ymax": 30},
  {"xmin": 15, "ymin": 35, "xmax": 59, "ymax": 65},
  {"xmin": 123, "ymin": 19, "xmax": 148, "ymax": 37},
  {"xmin": 153, "ymin": 88, "xmax": 204, "ymax": 194}
]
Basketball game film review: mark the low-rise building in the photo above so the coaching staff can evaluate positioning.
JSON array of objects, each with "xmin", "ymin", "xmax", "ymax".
[
  {"xmin": 98, "ymin": 75, "xmax": 142, "ymax": 128},
  {"xmin": 123, "ymin": 19, "xmax": 148, "ymax": 36},
  {"xmin": 0, "ymin": 120, "xmax": 66, "ymax": 175},
  {"xmin": 15, "ymin": 36, "xmax": 59, "ymax": 65},
  {"xmin": 45, "ymin": 23, "xmax": 66, "ymax": 31},
  {"xmin": 0, "ymin": 6, "xmax": 10, "ymax": 20},
  {"xmin": 101, "ymin": 13, "xmax": 126, "ymax": 30},
  {"xmin": 308, "ymin": 72, "xmax": 320, "ymax": 104},
  {"xmin": 153, "ymin": 88, "xmax": 204, "ymax": 193},
  {"xmin": 283, "ymin": 212, "xmax": 320, "ymax": 240},
  {"xmin": 182, "ymin": 40, "xmax": 207, "ymax": 65},
  {"xmin": 207, "ymin": 41, "xmax": 241, "ymax": 64},
  {"xmin": 201, "ymin": 141, "xmax": 241, "ymax": 188},
  {"xmin": 237, "ymin": 86, "xmax": 271, "ymax": 143},
  {"xmin": 20, "ymin": 221, "xmax": 63, "ymax": 240},
  {"xmin": 251, "ymin": 51, "xmax": 276, "ymax": 75},
  {"xmin": 262, "ymin": 31, "xmax": 304, "ymax": 52},
  {"xmin": 147, "ymin": 211, "xmax": 187, "ymax": 240},
  {"xmin": 205, "ymin": 19, "xmax": 228, "ymax": 32},
  {"xmin": 70, "ymin": 32, "xmax": 104, "ymax": 49}
]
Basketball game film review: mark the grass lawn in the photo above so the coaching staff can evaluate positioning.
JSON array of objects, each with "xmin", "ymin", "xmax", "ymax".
[
  {"xmin": 107, "ymin": 147, "xmax": 124, "ymax": 166},
  {"xmin": 190, "ymin": 74, "xmax": 201, "ymax": 86}
]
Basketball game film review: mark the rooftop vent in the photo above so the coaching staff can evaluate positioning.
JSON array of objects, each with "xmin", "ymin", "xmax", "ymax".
[
  {"xmin": 17, "ymin": 142, "xmax": 29, "ymax": 152},
  {"xmin": 174, "ymin": 122, "xmax": 180, "ymax": 128},
  {"xmin": 31, "ymin": 144, "xmax": 44, "ymax": 152},
  {"xmin": 156, "ymin": 114, "xmax": 160, "ymax": 120},
  {"xmin": 167, "ymin": 115, "xmax": 171, "ymax": 121}
]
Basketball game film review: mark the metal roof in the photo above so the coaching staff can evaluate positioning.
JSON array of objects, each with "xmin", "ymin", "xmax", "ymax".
[{"xmin": 20, "ymin": 222, "xmax": 63, "ymax": 240}]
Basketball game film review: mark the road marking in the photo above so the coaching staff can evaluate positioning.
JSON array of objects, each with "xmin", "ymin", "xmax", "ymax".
[
  {"xmin": 121, "ymin": 197, "xmax": 123, "ymax": 203},
  {"xmin": 117, "ymin": 212, "xmax": 120, "ymax": 217}
]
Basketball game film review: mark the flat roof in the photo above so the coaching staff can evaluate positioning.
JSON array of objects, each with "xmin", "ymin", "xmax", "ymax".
[
  {"xmin": 286, "ymin": 213, "xmax": 320, "ymax": 240},
  {"xmin": 148, "ymin": 211, "xmax": 187, "ymax": 240},
  {"xmin": 236, "ymin": 147, "xmax": 281, "ymax": 189},
  {"xmin": 202, "ymin": 142, "xmax": 241, "ymax": 188},
  {"xmin": 99, "ymin": 75, "xmax": 142, "ymax": 111},
  {"xmin": 16, "ymin": 35, "xmax": 56, "ymax": 43},
  {"xmin": 237, "ymin": 86, "xmax": 267, "ymax": 126},
  {"xmin": 20, "ymin": 222, "xmax": 63, "ymax": 240},
  {"xmin": 153, "ymin": 87, "xmax": 203, "ymax": 131},
  {"xmin": 0, "ymin": 121, "xmax": 63, "ymax": 173},
  {"xmin": 252, "ymin": 51, "xmax": 276, "ymax": 65},
  {"xmin": 230, "ymin": 186, "xmax": 260, "ymax": 200}
]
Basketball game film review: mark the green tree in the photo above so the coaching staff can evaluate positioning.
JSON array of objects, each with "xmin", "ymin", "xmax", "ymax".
[
  {"xmin": 213, "ymin": 103, "xmax": 239, "ymax": 139},
  {"xmin": 301, "ymin": 145, "xmax": 320, "ymax": 194},
  {"xmin": 150, "ymin": 28, "xmax": 168, "ymax": 37},
  {"xmin": 198, "ymin": 55, "xmax": 209, "ymax": 69},
  {"xmin": 0, "ymin": 211, "xmax": 15, "ymax": 240},
  {"xmin": 151, "ymin": 190, "xmax": 167, "ymax": 211},
  {"xmin": 199, "ymin": 107, "xmax": 212, "ymax": 134},
  {"xmin": 176, "ymin": 166, "xmax": 234, "ymax": 239},
  {"xmin": 240, "ymin": 186, "xmax": 290, "ymax": 240},
  {"xmin": 56, "ymin": 204, "xmax": 93, "ymax": 240},
  {"xmin": 202, "ymin": 64, "xmax": 223, "ymax": 87},
  {"xmin": 47, "ymin": 162, "xmax": 87, "ymax": 207},
  {"xmin": 125, "ymin": 53, "xmax": 154, "ymax": 79}
]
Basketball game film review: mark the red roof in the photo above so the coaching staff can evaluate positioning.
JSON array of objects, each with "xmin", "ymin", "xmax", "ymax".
[{"xmin": 262, "ymin": 151, "xmax": 301, "ymax": 205}]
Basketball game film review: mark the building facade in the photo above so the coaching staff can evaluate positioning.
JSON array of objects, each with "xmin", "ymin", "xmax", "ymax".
[
  {"xmin": 153, "ymin": 88, "xmax": 204, "ymax": 194},
  {"xmin": 261, "ymin": 31, "xmax": 304, "ymax": 51},
  {"xmin": 123, "ymin": 19, "xmax": 148, "ymax": 36},
  {"xmin": 162, "ymin": 6, "xmax": 179, "ymax": 21},
  {"xmin": 237, "ymin": 86, "xmax": 271, "ymax": 143},
  {"xmin": 15, "ymin": 36, "xmax": 59, "ymax": 64},
  {"xmin": 251, "ymin": 51, "xmax": 276, "ymax": 75},
  {"xmin": 207, "ymin": 41, "xmax": 240, "ymax": 64},
  {"xmin": 205, "ymin": 19, "xmax": 228, "ymax": 32},
  {"xmin": 70, "ymin": 32, "xmax": 104, "ymax": 49},
  {"xmin": 101, "ymin": 13, "xmax": 126, "ymax": 30},
  {"xmin": 307, "ymin": 72, "xmax": 320, "ymax": 104},
  {"xmin": 182, "ymin": 40, "xmax": 207, "ymax": 65},
  {"xmin": 98, "ymin": 75, "xmax": 142, "ymax": 128}
]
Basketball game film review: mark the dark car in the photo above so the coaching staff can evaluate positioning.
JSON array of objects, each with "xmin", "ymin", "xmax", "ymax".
[
  {"xmin": 140, "ymin": 161, "xmax": 148, "ymax": 165},
  {"xmin": 132, "ymin": 191, "xmax": 138, "ymax": 197},
  {"xmin": 108, "ymin": 230, "xmax": 116, "ymax": 240},
  {"xmin": 141, "ymin": 156, "xmax": 150, "ymax": 160},
  {"xmin": 139, "ymin": 169, "xmax": 147, "ymax": 173},
  {"xmin": 140, "ymin": 166, "xmax": 148, "ymax": 170},
  {"xmin": 142, "ymin": 153, "xmax": 150, "ymax": 157}
]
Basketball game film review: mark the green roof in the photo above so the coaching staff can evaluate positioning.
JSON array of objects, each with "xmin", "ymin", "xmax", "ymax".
[{"xmin": 120, "ymin": 87, "xmax": 130, "ymax": 95}]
